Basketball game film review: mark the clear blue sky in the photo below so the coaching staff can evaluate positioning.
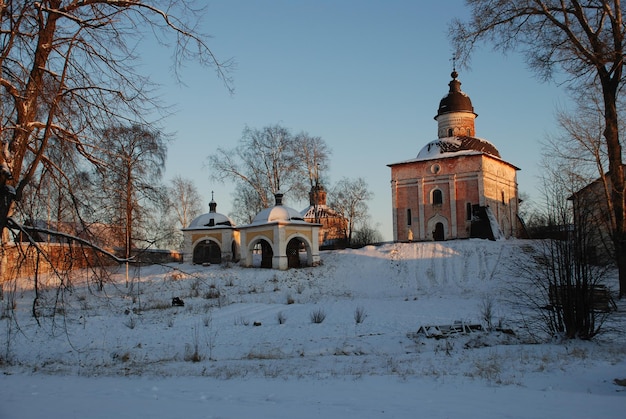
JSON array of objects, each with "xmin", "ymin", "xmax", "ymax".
[{"xmin": 140, "ymin": 0, "xmax": 568, "ymax": 241}]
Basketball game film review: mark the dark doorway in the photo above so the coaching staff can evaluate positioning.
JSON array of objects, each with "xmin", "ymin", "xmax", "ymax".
[
  {"xmin": 193, "ymin": 241, "xmax": 222, "ymax": 264},
  {"xmin": 231, "ymin": 241, "xmax": 238, "ymax": 263},
  {"xmin": 286, "ymin": 238, "xmax": 304, "ymax": 268},
  {"xmin": 260, "ymin": 240, "xmax": 273, "ymax": 268},
  {"xmin": 433, "ymin": 222, "xmax": 445, "ymax": 241}
]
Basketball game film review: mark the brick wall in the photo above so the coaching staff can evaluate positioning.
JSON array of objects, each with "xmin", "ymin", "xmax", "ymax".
[{"xmin": 4, "ymin": 243, "xmax": 182, "ymax": 278}]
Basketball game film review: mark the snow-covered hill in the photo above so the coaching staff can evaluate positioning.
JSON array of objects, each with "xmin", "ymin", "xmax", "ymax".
[{"xmin": 1, "ymin": 240, "xmax": 625, "ymax": 419}]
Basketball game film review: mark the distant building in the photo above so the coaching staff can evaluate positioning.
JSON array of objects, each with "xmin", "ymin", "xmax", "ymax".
[
  {"xmin": 388, "ymin": 70, "xmax": 521, "ymax": 241},
  {"xmin": 182, "ymin": 198, "xmax": 239, "ymax": 265},
  {"xmin": 182, "ymin": 193, "xmax": 320, "ymax": 270},
  {"xmin": 301, "ymin": 184, "xmax": 347, "ymax": 248},
  {"xmin": 239, "ymin": 192, "xmax": 320, "ymax": 269},
  {"xmin": 568, "ymin": 171, "xmax": 620, "ymax": 264}
]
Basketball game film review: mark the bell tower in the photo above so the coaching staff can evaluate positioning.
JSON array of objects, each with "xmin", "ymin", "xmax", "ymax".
[{"xmin": 434, "ymin": 70, "xmax": 477, "ymax": 138}]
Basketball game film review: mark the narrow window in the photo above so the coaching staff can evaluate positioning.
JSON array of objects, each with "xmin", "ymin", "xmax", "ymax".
[
  {"xmin": 433, "ymin": 189, "xmax": 443, "ymax": 205},
  {"xmin": 447, "ymin": 128, "xmax": 453, "ymax": 137},
  {"xmin": 407, "ymin": 209, "xmax": 412, "ymax": 225},
  {"xmin": 466, "ymin": 202, "xmax": 472, "ymax": 221},
  {"xmin": 501, "ymin": 190, "xmax": 505, "ymax": 205}
]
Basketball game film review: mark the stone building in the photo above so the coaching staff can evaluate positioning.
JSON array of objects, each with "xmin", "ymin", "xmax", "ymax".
[
  {"xmin": 182, "ymin": 193, "xmax": 320, "ymax": 270},
  {"xmin": 388, "ymin": 70, "xmax": 520, "ymax": 242},
  {"xmin": 181, "ymin": 198, "xmax": 239, "ymax": 264},
  {"xmin": 238, "ymin": 193, "xmax": 321, "ymax": 269},
  {"xmin": 301, "ymin": 184, "xmax": 347, "ymax": 248},
  {"xmin": 568, "ymin": 170, "xmax": 622, "ymax": 264}
]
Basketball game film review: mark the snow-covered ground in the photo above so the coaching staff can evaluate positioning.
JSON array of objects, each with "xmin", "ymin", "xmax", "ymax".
[{"xmin": 1, "ymin": 240, "xmax": 625, "ymax": 418}]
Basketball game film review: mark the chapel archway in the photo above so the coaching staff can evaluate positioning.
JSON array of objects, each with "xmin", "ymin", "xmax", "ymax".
[
  {"xmin": 286, "ymin": 238, "xmax": 304, "ymax": 268},
  {"xmin": 193, "ymin": 240, "xmax": 222, "ymax": 264},
  {"xmin": 250, "ymin": 239, "xmax": 274, "ymax": 268}
]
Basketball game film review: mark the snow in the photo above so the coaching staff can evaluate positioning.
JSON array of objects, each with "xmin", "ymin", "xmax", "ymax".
[
  {"xmin": 1, "ymin": 240, "xmax": 625, "ymax": 418},
  {"xmin": 388, "ymin": 136, "xmax": 505, "ymax": 165}
]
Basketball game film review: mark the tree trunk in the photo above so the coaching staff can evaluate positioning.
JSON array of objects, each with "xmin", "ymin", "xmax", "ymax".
[{"xmin": 601, "ymin": 79, "xmax": 626, "ymax": 298}]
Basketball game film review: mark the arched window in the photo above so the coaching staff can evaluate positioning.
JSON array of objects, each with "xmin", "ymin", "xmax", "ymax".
[
  {"xmin": 447, "ymin": 128, "xmax": 453, "ymax": 137},
  {"xmin": 407, "ymin": 209, "xmax": 412, "ymax": 225},
  {"xmin": 432, "ymin": 189, "xmax": 443, "ymax": 205}
]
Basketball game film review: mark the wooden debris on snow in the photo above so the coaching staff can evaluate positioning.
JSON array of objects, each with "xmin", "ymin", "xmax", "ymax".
[{"xmin": 408, "ymin": 321, "xmax": 483, "ymax": 339}]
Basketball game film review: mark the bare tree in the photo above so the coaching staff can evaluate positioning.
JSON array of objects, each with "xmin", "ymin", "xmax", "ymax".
[
  {"xmin": 170, "ymin": 176, "xmax": 203, "ymax": 231},
  {"xmin": 543, "ymin": 90, "xmax": 626, "ymax": 262},
  {"xmin": 328, "ymin": 177, "xmax": 373, "ymax": 247},
  {"xmin": 161, "ymin": 175, "xmax": 203, "ymax": 249},
  {"xmin": 294, "ymin": 132, "xmax": 332, "ymax": 223},
  {"xmin": 230, "ymin": 182, "xmax": 267, "ymax": 225},
  {"xmin": 0, "ymin": 1, "xmax": 232, "ymax": 289},
  {"xmin": 351, "ymin": 219, "xmax": 383, "ymax": 248},
  {"xmin": 16, "ymin": 135, "xmax": 95, "ymax": 238},
  {"xmin": 512, "ymin": 161, "xmax": 612, "ymax": 340},
  {"xmin": 452, "ymin": 0, "xmax": 626, "ymax": 297},
  {"xmin": 207, "ymin": 124, "xmax": 330, "ymax": 216},
  {"xmin": 294, "ymin": 132, "xmax": 332, "ymax": 189},
  {"xmin": 93, "ymin": 124, "xmax": 167, "ymax": 259}
]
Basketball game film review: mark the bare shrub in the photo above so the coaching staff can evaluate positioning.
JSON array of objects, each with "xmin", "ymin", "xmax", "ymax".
[
  {"xmin": 286, "ymin": 294, "xmax": 295, "ymax": 305},
  {"xmin": 470, "ymin": 352, "xmax": 504, "ymax": 384},
  {"xmin": 310, "ymin": 308, "xmax": 326, "ymax": 324},
  {"xmin": 204, "ymin": 287, "xmax": 220, "ymax": 299},
  {"xmin": 354, "ymin": 306, "xmax": 367, "ymax": 324},
  {"xmin": 184, "ymin": 327, "xmax": 203, "ymax": 363},
  {"xmin": 245, "ymin": 348, "xmax": 284, "ymax": 360},
  {"xmin": 480, "ymin": 297, "xmax": 494, "ymax": 331},
  {"xmin": 296, "ymin": 283, "xmax": 305, "ymax": 294},
  {"xmin": 234, "ymin": 316, "xmax": 250, "ymax": 326},
  {"xmin": 112, "ymin": 351, "xmax": 131, "ymax": 363},
  {"xmin": 144, "ymin": 300, "xmax": 171, "ymax": 311},
  {"xmin": 190, "ymin": 279, "xmax": 202, "ymax": 298},
  {"xmin": 124, "ymin": 316, "xmax": 136, "ymax": 330}
]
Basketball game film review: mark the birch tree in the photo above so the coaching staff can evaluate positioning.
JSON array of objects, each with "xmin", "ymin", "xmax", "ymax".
[
  {"xmin": 207, "ymin": 124, "xmax": 330, "ymax": 216},
  {"xmin": 329, "ymin": 177, "xmax": 373, "ymax": 247},
  {"xmin": 93, "ymin": 124, "xmax": 167, "ymax": 260}
]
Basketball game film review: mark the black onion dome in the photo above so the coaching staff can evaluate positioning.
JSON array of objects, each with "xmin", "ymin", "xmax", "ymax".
[{"xmin": 436, "ymin": 71, "xmax": 475, "ymax": 118}]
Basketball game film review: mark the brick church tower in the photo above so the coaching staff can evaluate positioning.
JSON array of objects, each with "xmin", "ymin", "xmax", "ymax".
[
  {"xmin": 388, "ymin": 70, "xmax": 520, "ymax": 242},
  {"xmin": 301, "ymin": 183, "xmax": 347, "ymax": 248}
]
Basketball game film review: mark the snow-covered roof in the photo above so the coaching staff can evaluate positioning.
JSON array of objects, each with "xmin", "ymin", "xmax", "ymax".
[
  {"xmin": 416, "ymin": 136, "xmax": 500, "ymax": 160},
  {"xmin": 249, "ymin": 204, "xmax": 307, "ymax": 226},
  {"xmin": 185, "ymin": 205, "xmax": 234, "ymax": 230},
  {"xmin": 386, "ymin": 136, "xmax": 522, "ymax": 169},
  {"xmin": 300, "ymin": 204, "xmax": 340, "ymax": 219},
  {"xmin": 186, "ymin": 213, "xmax": 234, "ymax": 229}
]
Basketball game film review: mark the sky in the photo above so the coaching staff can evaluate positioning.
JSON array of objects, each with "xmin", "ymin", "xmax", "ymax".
[{"xmin": 140, "ymin": 0, "xmax": 569, "ymax": 241}]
